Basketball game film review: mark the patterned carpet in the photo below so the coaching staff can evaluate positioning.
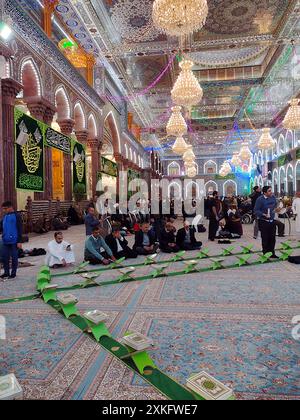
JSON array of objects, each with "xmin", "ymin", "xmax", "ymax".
[{"xmin": 0, "ymin": 225, "xmax": 300, "ymax": 400}]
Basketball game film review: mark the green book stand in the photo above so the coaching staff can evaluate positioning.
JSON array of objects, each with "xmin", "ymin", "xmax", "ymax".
[
  {"xmin": 83, "ymin": 312, "xmax": 111, "ymax": 342},
  {"xmin": 257, "ymin": 252, "xmax": 273, "ymax": 264},
  {"xmin": 183, "ymin": 260, "xmax": 199, "ymax": 274},
  {"xmin": 73, "ymin": 261, "xmax": 90, "ymax": 274},
  {"xmin": 36, "ymin": 274, "xmax": 50, "ymax": 292},
  {"xmin": 171, "ymin": 251, "xmax": 186, "ymax": 262},
  {"xmin": 117, "ymin": 267, "xmax": 136, "ymax": 283},
  {"xmin": 222, "ymin": 246, "xmax": 235, "ymax": 256},
  {"xmin": 80, "ymin": 273, "xmax": 101, "ymax": 288},
  {"xmin": 235, "ymin": 255, "xmax": 251, "ymax": 267},
  {"xmin": 197, "ymin": 248, "xmax": 210, "ymax": 259},
  {"xmin": 144, "ymin": 254, "xmax": 158, "ymax": 265},
  {"xmin": 41, "ymin": 284, "xmax": 58, "ymax": 303},
  {"xmin": 150, "ymin": 264, "xmax": 169, "ymax": 278},
  {"xmin": 57, "ymin": 294, "xmax": 79, "ymax": 318},
  {"xmin": 109, "ymin": 257, "xmax": 126, "ymax": 269},
  {"xmin": 209, "ymin": 259, "xmax": 225, "ymax": 270},
  {"xmin": 240, "ymin": 244, "xmax": 254, "ymax": 254},
  {"xmin": 279, "ymin": 249, "xmax": 293, "ymax": 261},
  {"xmin": 280, "ymin": 241, "xmax": 292, "ymax": 250}
]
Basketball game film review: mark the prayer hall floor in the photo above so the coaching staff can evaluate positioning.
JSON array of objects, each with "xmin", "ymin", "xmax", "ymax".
[{"xmin": 0, "ymin": 222, "xmax": 299, "ymax": 400}]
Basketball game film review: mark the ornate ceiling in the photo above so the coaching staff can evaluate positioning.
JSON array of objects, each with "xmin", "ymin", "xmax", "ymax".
[{"xmin": 17, "ymin": 0, "xmax": 300, "ymax": 156}]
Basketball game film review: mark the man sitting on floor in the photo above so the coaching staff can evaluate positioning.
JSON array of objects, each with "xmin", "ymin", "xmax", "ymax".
[
  {"xmin": 106, "ymin": 227, "xmax": 138, "ymax": 260},
  {"xmin": 176, "ymin": 221, "xmax": 203, "ymax": 251},
  {"xmin": 159, "ymin": 222, "xmax": 180, "ymax": 253},
  {"xmin": 84, "ymin": 227, "xmax": 116, "ymax": 265},
  {"xmin": 133, "ymin": 222, "xmax": 158, "ymax": 256},
  {"xmin": 46, "ymin": 232, "xmax": 76, "ymax": 268}
]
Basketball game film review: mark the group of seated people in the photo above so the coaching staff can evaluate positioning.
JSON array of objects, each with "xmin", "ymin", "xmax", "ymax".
[{"xmin": 46, "ymin": 220, "xmax": 203, "ymax": 268}]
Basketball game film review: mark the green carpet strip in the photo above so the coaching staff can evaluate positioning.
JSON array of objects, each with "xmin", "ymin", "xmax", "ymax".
[
  {"xmin": 46, "ymin": 299, "xmax": 201, "ymax": 400},
  {"xmin": 51, "ymin": 241, "xmax": 300, "ymax": 278}
]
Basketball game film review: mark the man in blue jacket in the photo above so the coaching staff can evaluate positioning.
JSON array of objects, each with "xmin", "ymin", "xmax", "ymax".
[
  {"xmin": 84, "ymin": 227, "xmax": 116, "ymax": 265},
  {"xmin": 254, "ymin": 186, "xmax": 278, "ymax": 258},
  {"xmin": 0, "ymin": 201, "xmax": 23, "ymax": 279}
]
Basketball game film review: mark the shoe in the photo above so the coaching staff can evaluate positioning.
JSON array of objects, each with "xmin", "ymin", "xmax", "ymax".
[
  {"xmin": 9, "ymin": 275, "xmax": 16, "ymax": 279},
  {"xmin": 0, "ymin": 274, "xmax": 9, "ymax": 279},
  {"xmin": 270, "ymin": 255, "xmax": 279, "ymax": 259},
  {"xmin": 253, "ymin": 237, "xmax": 257, "ymax": 240}
]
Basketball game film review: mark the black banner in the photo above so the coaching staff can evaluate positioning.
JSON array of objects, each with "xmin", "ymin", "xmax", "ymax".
[
  {"xmin": 45, "ymin": 127, "xmax": 71, "ymax": 154},
  {"xmin": 15, "ymin": 109, "xmax": 44, "ymax": 192},
  {"xmin": 72, "ymin": 141, "xmax": 86, "ymax": 195}
]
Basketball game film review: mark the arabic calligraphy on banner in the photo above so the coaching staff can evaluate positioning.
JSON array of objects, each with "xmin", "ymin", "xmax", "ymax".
[{"xmin": 45, "ymin": 127, "xmax": 71, "ymax": 154}]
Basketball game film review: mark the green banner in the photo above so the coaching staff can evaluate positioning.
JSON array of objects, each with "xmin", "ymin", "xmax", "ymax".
[
  {"xmin": 296, "ymin": 149, "xmax": 300, "ymax": 160},
  {"xmin": 101, "ymin": 157, "xmax": 118, "ymax": 177},
  {"xmin": 278, "ymin": 153, "xmax": 292, "ymax": 167},
  {"xmin": 45, "ymin": 127, "xmax": 71, "ymax": 154},
  {"xmin": 215, "ymin": 174, "xmax": 236, "ymax": 180},
  {"xmin": 15, "ymin": 109, "xmax": 44, "ymax": 192},
  {"xmin": 72, "ymin": 141, "xmax": 86, "ymax": 195}
]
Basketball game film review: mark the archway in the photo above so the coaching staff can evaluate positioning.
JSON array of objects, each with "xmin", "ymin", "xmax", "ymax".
[
  {"xmin": 204, "ymin": 160, "xmax": 217, "ymax": 174},
  {"xmin": 285, "ymin": 130, "xmax": 293, "ymax": 151},
  {"xmin": 103, "ymin": 111, "xmax": 121, "ymax": 155},
  {"xmin": 20, "ymin": 58, "xmax": 42, "ymax": 97},
  {"xmin": 279, "ymin": 167, "xmax": 286, "ymax": 195},
  {"xmin": 286, "ymin": 164, "xmax": 294, "ymax": 196},
  {"xmin": 205, "ymin": 180, "xmax": 217, "ymax": 196},
  {"xmin": 55, "ymin": 86, "xmax": 71, "ymax": 121},
  {"xmin": 185, "ymin": 181, "xmax": 199, "ymax": 200},
  {"xmin": 168, "ymin": 162, "xmax": 181, "ymax": 177},
  {"xmin": 272, "ymin": 169, "xmax": 278, "ymax": 196},
  {"xmin": 74, "ymin": 102, "xmax": 86, "ymax": 132},
  {"xmin": 168, "ymin": 182, "xmax": 182, "ymax": 200},
  {"xmin": 223, "ymin": 180, "xmax": 237, "ymax": 197},
  {"xmin": 296, "ymin": 161, "xmax": 300, "ymax": 192}
]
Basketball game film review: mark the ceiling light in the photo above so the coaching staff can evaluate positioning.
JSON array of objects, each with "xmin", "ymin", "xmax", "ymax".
[
  {"xmin": 171, "ymin": 59, "xmax": 203, "ymax": 107},
  {"xmin": 282, "ymin": 98, "xmax": 300, "ymax": 130},
  {"xmin": 152, "ymin": 0, "xmax": 208, "ymax": 37},
  {"xmin": 239, "ymin": 143, "xmax": 252, "ymax": 161},
  {"xmin": 258, "ymin": 128, "xmax": 276, "ymax": 150},
  {"xmin": 172, "ymin": 136, "xmax": 188, "ymax": 155},
  {"xmin": 0, "ymin": 22, "xmax": 12, "ymax": 40},
  {"xmin": 166, "ymin": 106, "xmax": 187, "ymax": 137}
]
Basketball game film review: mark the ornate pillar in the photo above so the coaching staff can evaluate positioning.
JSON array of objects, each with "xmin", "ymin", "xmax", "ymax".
[
  {"xmin": 27, "ymin": 97, "xmax": 56, "ymax": 201},
  {"xmin": 1, "ymin": 78, "xmax": 23, "ymax": 209},
  {"xmin": 114, "ymin": 152, "xmax": 123, "ymax": 200},
  {"xmin": 42, "ymin": 0, "xmax": 59, "ymax": 38},
  {"xmin": 88, "ymin": 138, "xmax": 102, "ymax": 195},
  {"xmin": 58, "ymin": 119, "xmax": 75, "ymax": 201},
  {"xmin": 75, "ymin": 130, "xmax": 88, "ymax": 145}
]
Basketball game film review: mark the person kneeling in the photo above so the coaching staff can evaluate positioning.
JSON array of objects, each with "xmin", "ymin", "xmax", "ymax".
[
  {"xmin": 84, "ymin": 227, "xmax": 116, "ymax": 265},
  {"xmin": 106, "ymin": 228, "xmax": 137, "ymax": 260},
  {"xmin": 159, "ymin": 222, "xmax": 180, "ymax": 253},
  {"xmin": 46, "ymin": 232, "xmax": 75, "ymax": 268},
  {"xmin": 176, "ymin": 221, "xmax": 202, "ymax": 251}
]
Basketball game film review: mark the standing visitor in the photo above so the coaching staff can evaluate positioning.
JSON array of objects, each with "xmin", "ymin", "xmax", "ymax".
[
  {"xmin": 250, "ymin": 186, "xmax": 261, "ymax": 239},
  {"xmin": 0, "ymin": 201, "xmax": 23, "ymax": 279},
  {"xmin": 208, "ymin": 191, "xmax": 222, "ymax": 241},
  {"xmin": 254, "ymin": 186, "xmax": 278, "ymax": 258},
  {"xmin": 292, "ymin": 192, "xmax": 300, "ymax": 233}
]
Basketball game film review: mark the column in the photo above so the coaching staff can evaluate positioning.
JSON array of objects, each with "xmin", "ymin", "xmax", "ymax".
[
  {"xmin": 27, "ymin": 98, "xmax": 56, "ymax": 201},
  {"xmin": 88, "ymin": 138, "xmax": 102, "ymax": 195},
  {"xmin": 75, "ymin": 130, "xmax": 88, "ymax": 145},
  {"xmin": 1, "ymin": 78, "xmax": 23, "ymax": 209},
  {"xmin": 114, "ymin": 153, "xmax": 123, "ymax": 200},
  {"xmin": 58, "ymin": 119, "xmax": 75, "ymax": 201},
  {"xmin": 86, "ymin": 54, "xmax": 96, "ymax": 87},
  {"xmin": 42, "ymin": 0, "xmax": 59, "ymax": 38}
]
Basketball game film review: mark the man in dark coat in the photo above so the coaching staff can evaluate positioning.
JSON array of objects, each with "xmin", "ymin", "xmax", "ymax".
[
  {"xmin": 176, "ymin": 221, "xmax": 202, "ymax": 251},
  {"xmin": 133, "ymin": 222, "xmax": 158, "ymax": 255},
  {"xmin": 159, "ymin": 222, "xmax": 180, "ymax": 253},
  {"xmin": 106, "ymin": 228, "xmax": 137, "ymax": 260}
]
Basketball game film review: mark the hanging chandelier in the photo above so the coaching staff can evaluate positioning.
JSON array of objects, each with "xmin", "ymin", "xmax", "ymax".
[
  {"xmin": 184, "ymin": 160, "xmax": 196, "ymax": 168},
  {"xmin": 183, "ymin": 146, "xmax": 195, "ymax": 162},
  {"xmin": 258, "ymin": 128, "xmax": 276, "ymax": 150},
  {"xmin": 239, "ymin": 143, "xmax": 252, "ymax": 161},
  {"xmin": 219, "ymin": 161, "xmax": 231, "ymax": 176},
  {"xmin": 172, "ymin": 136, "xmax": 188, "ymax": 155},
  {"xmin": 282, "ymin": 98, "xmax": 300, "ymax": 130},
  {"xmin": 187, "ymin": 166, "xmax": 197, "ymax": 178},
  {"xmin": 231, "ymin": 152, "xmax": 242, "ymax": 167},
  {"xmin": 152, "ymin": 0, "xmax": 208, "ymax": 37},
  {"xmin": 171, "ymin": 59, "xmax": 203, "ymax": 107},
  {"xmin": 166, "ymin": 106, "xmax": 187, "ymax": 137}
]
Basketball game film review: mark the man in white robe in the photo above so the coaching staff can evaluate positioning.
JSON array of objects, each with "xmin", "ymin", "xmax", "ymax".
[
  {"xmin": 292, "ymin": 192, "xmax": 300, "ymax": 233},
  {"xmin": 46, "ymin": 232, "xmax": 75, "ymax": 268}
]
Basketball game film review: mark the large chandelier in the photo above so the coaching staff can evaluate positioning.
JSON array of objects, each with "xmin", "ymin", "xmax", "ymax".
[
  {"xmin": 171, "ymin": 59, "xmax": 203, "ymax": 107},
  {"xmin": 258, "ymin": 128, "xmax": 276, "ymax": 150},
  {"xmin": 231, "ymin": 152, "xmax": 242, "ymax": 167},
  {"xmin": 166, "ymin": 106, "xmax": 187, "ymax": 137},
  {"xmin": 239, "ymin": 143, "xmax": 252, "ymax": 161},
  {"xmin": 152, "ymin": 0, "xmax": 208, "ymax": 37},
  {"xmin": 187, "ymin": 166, "xmax": 197, "ymax": 178},
  {"xmin": 282, "ymin": 98, "xmax": 300, "ymax": 130},
  {"xmin": 183, "ymin": 146, "xmax": 195, "ymax": 162},
  {"xmin": 172, "ymin": 136, "xmax": 188, "ymax": 155},
  {"xmin": 184, "ymin": 160, "xmax": 196, "ymax": 168},
  {"xmin": 219, "ymin": 161, "xmax": 231, "ymax": 177}
]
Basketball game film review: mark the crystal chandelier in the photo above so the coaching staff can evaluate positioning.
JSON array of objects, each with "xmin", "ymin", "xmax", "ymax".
[
  {"xmin": 184, "ymin": 160, "xmax": 196, "ymax": 168},
  {"xmin": 231, "ymin": 153, "xmax": 242, "ymax": 167},
  {"xmin": 171, "ymin": 59, "xmax": 203, "ymax": 107},
  {"xmin": 282, "ymin": 98, "xmax": 300, "ymax": 130},
  {"xmin": 183, "ymin": 146, "xmax": 195, "ymax": 162},
  {"xmin": 187, "ymin": 166, "xmax": 197, "ymax": 178},
  {"xmin": 152, "ymin": 0, "xmax": 208, "ymax": 37},
  {"xmin": 219, "ymin": 161, "xmax": 231, "ymax": 176},
  {"xmin": 239, "ymin": 143, "xmax": 252, "ymax": 161},
  {"xmin": 166, "ymin": 106, "xmax": 187, "ymax": 137},
  {"xmin": 258, "ymin": 128, "xmax": 276, "ymax": 150},
  {"xmin": 172, "ymin": 136, "xmax": 188, "ymax": 155}
]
